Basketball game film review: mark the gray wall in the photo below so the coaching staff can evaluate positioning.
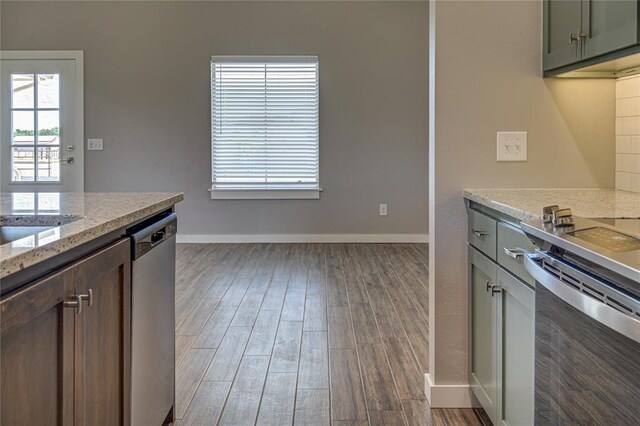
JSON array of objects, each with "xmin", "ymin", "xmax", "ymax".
[
  {"xmin": 1, "ymin": 1, "xmax": 429, "ymax": 236},
  {"xmin": 428, "ymin": 0, "xmax": 615, "ymax": 395}
]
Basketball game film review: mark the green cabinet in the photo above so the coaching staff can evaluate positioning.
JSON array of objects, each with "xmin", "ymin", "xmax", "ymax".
[
  {"xmin": 467, "ymin": 205, "xmax": 535, "ymax": 425},
  {"xmin": 544, "ymin": 0, "xmax": 640, "ymax": 75},
  {"xmin": 468, "ymin": 247, "xmax": 499, "ymax": 424},
  {"xmin": 582, "ymin": 1, "xmax": 638, "ymax": 60},
  {"xmin": 543, "ymin": 0, "xmax": 582, "ymax": 71},
  {"xmin": 496, "ymin": 268, "xmax": 535, "ymax": 426}
]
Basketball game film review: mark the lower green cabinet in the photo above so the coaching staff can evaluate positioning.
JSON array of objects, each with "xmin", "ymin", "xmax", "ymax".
[
  {"xmin": 468, "ymin": 246, "xmax": 499, "ymax": 424},
  {"xmin": 497, "ymin": 268, "xmax": 534, "ymax": 426},
  {"xmin": 469, "ymin": 247, "xmax": 535, "ymax": 426}
]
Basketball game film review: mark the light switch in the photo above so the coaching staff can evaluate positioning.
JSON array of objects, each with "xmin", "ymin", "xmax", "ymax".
[
  {"xmin": 497, "ymin": 131, "xmax": 527, "ymax": 161},
  {"xmin": 87, "ymin": 138, "xmax": 103, "ymax": 151}
]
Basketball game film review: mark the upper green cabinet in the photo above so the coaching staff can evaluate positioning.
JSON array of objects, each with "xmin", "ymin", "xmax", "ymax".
[
  {"xmin": 544, "ymin": 0, "xmax": 582, "ymax": 71},
  {"xmin": 543, "ymin": 0, "xmax": 640, "ymax": 76},
  {"xmin": 583, "ymin": 1, "xmax": 638, "ymax": 60}
]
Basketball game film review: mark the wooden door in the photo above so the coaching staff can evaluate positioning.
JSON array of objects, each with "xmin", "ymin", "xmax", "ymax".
[
  {"xmin": 468, "ymin": 246, "xmax": 498, "ymax": 425},
  {"xmin": 0, "ymin": 266, "xmax": 76, "ymax": 425},
  {"xmin": 74, "ymin": 238, "xmax": 131, "ymax": 426}
]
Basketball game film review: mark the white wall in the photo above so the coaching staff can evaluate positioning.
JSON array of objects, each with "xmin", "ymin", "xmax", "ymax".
[
  {"xmin": 0, "ymin": 1, "xmax": 430, "ymax": 238},
  {"xmin": 615, "ymin": 76, "xmax": 640, "ymax": 193}
]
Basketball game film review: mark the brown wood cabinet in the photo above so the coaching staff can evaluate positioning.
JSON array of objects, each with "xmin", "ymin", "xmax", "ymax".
[{"xmin": 1, "ymin": 238, "xmax": 131, "ymax": 425}]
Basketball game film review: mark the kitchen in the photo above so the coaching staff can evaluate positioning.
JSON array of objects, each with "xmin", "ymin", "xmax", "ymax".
[{"xmin": 0, "ymin": 1, "xmax": 639, "ymax": 426}]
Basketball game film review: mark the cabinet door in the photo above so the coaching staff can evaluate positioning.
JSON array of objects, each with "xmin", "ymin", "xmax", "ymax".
[
  {"xmin": 543, "ymin": 0, "xmax": 582, "ymax": 71},
  {"xmin": 581, "ymin": 0, "xmax": 638, "ymax": 60},
  {"xmin": 468, "ymin": 246, "xmax": 498, "ymax": 424},
  {"xmin": 496, "ymin": 268, "xmax": 535, "ymax": 426},
  {"xmin": 74, "ymin": 239, "xmax": 131, "ymax": 426},
  {"xmin": 0, "ymin": 267, "xmax": 75, "ymax": 425}
]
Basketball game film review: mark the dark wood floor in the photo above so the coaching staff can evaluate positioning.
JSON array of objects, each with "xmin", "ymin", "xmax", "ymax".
[{"xmin": 172, "ymin": 243, "xmax": 490, "ymax": 426}]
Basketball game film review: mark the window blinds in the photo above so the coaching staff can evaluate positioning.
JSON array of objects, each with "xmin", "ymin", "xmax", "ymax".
[{"xmin": 211, "ymin": 56, "xmax": 319, "ymax": 191}]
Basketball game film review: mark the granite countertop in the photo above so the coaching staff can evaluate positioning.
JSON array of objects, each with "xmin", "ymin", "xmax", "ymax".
[
  {"xmin": 463, "ymin": 188, "xmax": 640, "ymax": 222},
  {"xmin": 0, "ymin": 192, "xmax": 183, "ymax": 278}
]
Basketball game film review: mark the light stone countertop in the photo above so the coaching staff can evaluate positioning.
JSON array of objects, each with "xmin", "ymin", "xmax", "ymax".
[
  {"xmin": 0, "ymin": 192, "xmax": 183, "ymax": 278},
  {"xmin": 463, "ymin": 188, "xmax": 640, "ymax": 222}
]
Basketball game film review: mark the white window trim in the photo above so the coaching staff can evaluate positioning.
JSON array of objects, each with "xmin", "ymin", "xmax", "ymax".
[
  {"xmin": 0, "ymin": 50, "xmax": 84, "ymax": 192},
  {"xmin": 210, "ymin": 55, "xmax": 320, "ymax": 200},
  {"xmin": 209, "ymin": 188, "xmax": 321, "ymax": 200}
]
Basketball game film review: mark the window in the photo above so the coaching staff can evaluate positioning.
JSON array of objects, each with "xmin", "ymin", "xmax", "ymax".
[
  {"xmin": 11, "ymin": 73, "xmax": 61, "ymax": 183},
  {"xmin": 210, "ymin": 56, "xmax": 320, "ymax": 199}
]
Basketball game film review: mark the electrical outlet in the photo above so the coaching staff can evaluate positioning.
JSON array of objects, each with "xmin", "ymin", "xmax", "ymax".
[
  {"xmin": 497, "ymin": 131, "xmax": 527, "ymax": 161},
  {"xmin": 379, "ymin": 204, "xmax": 388, "ymax": 216},
  {"xmin": 87, "ymin": 138, "xmax": 104, "ymax": 151}
]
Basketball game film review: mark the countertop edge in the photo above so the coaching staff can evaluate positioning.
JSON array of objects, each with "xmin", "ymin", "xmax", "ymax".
[
  {"xmin": 463, "ymin": 188, "xmax": 640, "ymax": 222},
  {"xmin": 463, "ymin": 190, "xmax": 541, "ymax": 222},
  {"xmin": 0, "ymin": 193, "xmax": 184, "ymax": 279}
]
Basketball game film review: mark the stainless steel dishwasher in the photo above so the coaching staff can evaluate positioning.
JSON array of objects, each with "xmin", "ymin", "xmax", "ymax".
[{"xmin": 129, "ymin": 213, "xmax": 177, "ymax": 426}]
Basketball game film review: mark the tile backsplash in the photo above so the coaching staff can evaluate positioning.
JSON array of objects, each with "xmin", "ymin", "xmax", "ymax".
[{"xmin": 615, "ymin": 76, "xmax": 640, "ymax": 193}]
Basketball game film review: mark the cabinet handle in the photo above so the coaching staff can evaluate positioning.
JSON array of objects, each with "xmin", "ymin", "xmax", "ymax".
[
  {"xmin": 503, "ymin": 247, "xmax": 525, "ymax": 260},
  {"xmin": 486, "ymin": 280, "xmax": 493, "ymax": 292},
  {"xmin": 569, "ymin": 32, "xmax": 579, "ymax": 44},
  {"xmin": 64, "ymin": 295, "xmax": 83, "ymax": 314},
  {"xmin": 79, "ymin": 289, "xmax": 93, "ymax": 307},
  {"xmin": 473, "ymin": 229, "xmax": 489, "ymax": 238},
  {"xmin": 63, "ymin": 290, "xmax": 93, "ymax": 314},
  {"xmin": 491, "ymin": 286, "xmax": 502, "ymax": 297}
]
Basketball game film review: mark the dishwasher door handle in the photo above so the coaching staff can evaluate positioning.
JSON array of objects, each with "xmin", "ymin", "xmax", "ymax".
[
  {"xmin": 130, "ymin": 213, "xmax": 177, "ymax": 259},
  {"xmin": 151, "ymin": 230, "xmax": 167, "ymax": 245}
]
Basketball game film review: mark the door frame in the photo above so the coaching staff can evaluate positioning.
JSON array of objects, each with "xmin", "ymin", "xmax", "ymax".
[{"xmin": 0, "ymin": 50, "xmax": 84, "ymax": 191}]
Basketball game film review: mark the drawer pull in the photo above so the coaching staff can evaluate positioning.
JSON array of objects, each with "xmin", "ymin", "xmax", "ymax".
[
  {"xmin": 472, "ymin": 229, "xmax": 490, "ymax": 238},
  {"xmin": 504, "ymin": 247, "xmax": 526, "ymax": 260}
]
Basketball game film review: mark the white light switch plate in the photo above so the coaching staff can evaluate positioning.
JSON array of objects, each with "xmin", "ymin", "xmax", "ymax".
[
  {"xmin": 379, "ymin": 204, "xmax": 388, "ymax": 216},
  {"xmin": 87, "ymin": 138, "xmax": 103, "ymax": 151},
  {"xmin": 497, "ymin": 131, "xmax": 527, "ymax": 161}
]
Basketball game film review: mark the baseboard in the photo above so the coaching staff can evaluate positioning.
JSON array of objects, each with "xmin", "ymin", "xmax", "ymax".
[
  {"xmin": 425, "ymin": 373, "xmax": 480, "ymax": 408},
  {"xmin": 176, "ymin": 233, "xmax": 428, "ymax": 244}
]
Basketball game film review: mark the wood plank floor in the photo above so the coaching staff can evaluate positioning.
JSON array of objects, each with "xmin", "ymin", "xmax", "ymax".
[{"xmin": 171, "ymin": 243, "xmax": 490, "ymax": 426}]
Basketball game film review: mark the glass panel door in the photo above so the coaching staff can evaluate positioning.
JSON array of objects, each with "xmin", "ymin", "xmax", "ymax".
[{"xmin": 1, "ymin": 54, "xmax": 83, "ymax": 192}]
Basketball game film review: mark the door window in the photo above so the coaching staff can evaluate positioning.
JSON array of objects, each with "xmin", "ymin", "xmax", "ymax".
[{"xmin": 11, "ymin": 73, "xmax": 62, "ymax": 182}]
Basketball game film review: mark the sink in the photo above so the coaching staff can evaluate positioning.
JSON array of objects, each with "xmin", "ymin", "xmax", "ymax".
[
  {"xmin": 0, "ymin": 226, "xmax": 56, "ymax": 245},
  {"xmin": 0, "ymin": 215, "xmax": 83, "ymax": 245}
]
